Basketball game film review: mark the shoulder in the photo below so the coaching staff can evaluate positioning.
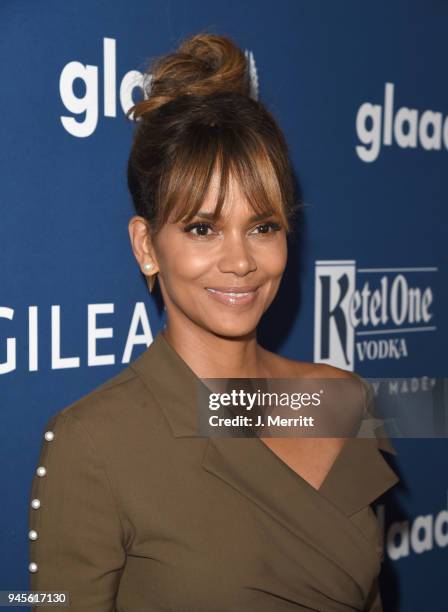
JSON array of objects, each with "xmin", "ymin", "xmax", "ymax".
[
  {"xmin": 266, "ymin": 351, "xmax": 398, "ymax": 456},
  {"xmin": 264, "ymin": 352, "xmax": 365, "ymax": 449},
  {"xmin": 46, "ymin": 361, "xmax": 159, "ymax": 442},
  {"xmin": 265, "ymin": 348, "xmax": 356, "ymax": 381}
]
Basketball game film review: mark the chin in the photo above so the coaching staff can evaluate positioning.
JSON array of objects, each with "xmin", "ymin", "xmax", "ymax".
[{"xmin": 206, "ymin": 318, "xmax": 260, "ymax": 339}]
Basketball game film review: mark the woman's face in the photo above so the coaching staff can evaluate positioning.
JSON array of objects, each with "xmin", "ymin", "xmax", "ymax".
[{"xmin": 145, "ymin": 171, "xmax": 287, "ymax": 338}]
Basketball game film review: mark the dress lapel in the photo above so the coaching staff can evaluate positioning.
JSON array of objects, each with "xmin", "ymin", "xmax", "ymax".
[
  {"xmin": 129, "ymin": 329, "xmax": 202, "ymax": 438},
  {"xmin": 317, "ymin": 436, "xmax": 399, "ymax": 516}
]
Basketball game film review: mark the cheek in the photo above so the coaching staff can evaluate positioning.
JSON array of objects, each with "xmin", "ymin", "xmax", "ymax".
[
  {"xmin": 162, "ymin": 244, "xmax": 214, "ymax": 282},
  {"xmin": 261, "ymin": 240, "xmax": 287, "ymax": 277}
]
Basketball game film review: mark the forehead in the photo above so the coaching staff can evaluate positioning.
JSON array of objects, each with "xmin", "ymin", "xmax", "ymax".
[
  {"xmin": 203, "ymin": 190, "xmax": 248, "ymax": 217},
  {"xmin": 198, "ymin": 169, "xmax": 266, "ymax": 217}
]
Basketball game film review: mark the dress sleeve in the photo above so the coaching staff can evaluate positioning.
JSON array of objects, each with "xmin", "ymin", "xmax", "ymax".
[{"xmin": 28, "ymin": 411, "xmax": 126, "ymax": 611}]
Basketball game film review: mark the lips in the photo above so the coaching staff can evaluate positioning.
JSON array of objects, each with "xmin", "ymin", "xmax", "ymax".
[
  {"xmin": 205, "ymin": 286, "xmax": 260, "ymax": 293},
  {"xmin": 205, "ymin": 285, "xmax": 260, "ymax": 307}
]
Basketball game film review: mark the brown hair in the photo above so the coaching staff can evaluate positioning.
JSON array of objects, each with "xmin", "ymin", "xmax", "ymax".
[{"xmin": 126, "ymin": 31, "xmax": 300, "ymax": 240}]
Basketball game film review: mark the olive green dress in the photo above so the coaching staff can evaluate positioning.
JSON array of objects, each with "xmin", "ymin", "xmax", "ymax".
[{"xmin": 28, "ymin": 330, "xmax": 399, "ymax": 611}]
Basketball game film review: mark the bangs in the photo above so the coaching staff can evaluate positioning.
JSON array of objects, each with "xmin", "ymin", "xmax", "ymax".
[{"xmin": 155, "ymin": 125, "xmax": 293, "ymax": 233}]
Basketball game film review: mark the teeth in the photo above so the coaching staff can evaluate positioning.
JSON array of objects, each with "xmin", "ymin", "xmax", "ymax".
[{"xmin": 207, "ymin": 289, "xmax": 251, "ymax": 297}]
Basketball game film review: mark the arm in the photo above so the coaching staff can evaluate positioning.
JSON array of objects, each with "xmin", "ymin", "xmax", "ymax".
[{"xmin": 28, "ymin": 411, "xmax": 126, "ymax": 611}]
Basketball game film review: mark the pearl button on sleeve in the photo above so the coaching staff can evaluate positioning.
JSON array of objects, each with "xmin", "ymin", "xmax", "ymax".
[{"xmin": 27, "ymin": 410, "xmax": 125, "ymax": 609}]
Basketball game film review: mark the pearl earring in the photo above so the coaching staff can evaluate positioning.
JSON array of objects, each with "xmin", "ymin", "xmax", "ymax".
[{"xmin": 143, "ymin": 262, "xmax": 157, "ymax": 293}]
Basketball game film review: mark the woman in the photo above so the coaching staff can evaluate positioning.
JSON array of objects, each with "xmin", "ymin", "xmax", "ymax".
[{"xmin": 28, "ymin": 33, "xmax": 399, "ymax": 611}]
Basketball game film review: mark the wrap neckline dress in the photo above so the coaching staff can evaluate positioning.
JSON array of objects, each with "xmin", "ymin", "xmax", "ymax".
[{"xmin": 127, "ymin": 330, "xmax": 400, "ymax": 611}]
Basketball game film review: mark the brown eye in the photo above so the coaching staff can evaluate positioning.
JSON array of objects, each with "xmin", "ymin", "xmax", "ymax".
[
  {"xmin": 253, "ymin": 222, "xmax": 282, "ymax": 235},
  {"xmin": 183, "ymin": 222, "xmax": 214, "ymax": 237}
]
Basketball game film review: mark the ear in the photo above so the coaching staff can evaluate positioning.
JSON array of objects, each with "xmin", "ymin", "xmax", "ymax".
[{"xmin": 128, "ymin": 215, "xmax": 159, "ymax": 275}]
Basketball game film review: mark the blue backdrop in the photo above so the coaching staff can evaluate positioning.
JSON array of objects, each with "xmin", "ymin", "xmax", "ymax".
[{"xmin": 1, "ymin": 1, "xmax": 446, "ymax": 610}]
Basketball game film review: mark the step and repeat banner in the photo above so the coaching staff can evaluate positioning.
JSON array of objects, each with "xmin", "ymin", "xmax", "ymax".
[{"xmin": 1, "ymin": 1, "xmax": 446, "ymax": 610}]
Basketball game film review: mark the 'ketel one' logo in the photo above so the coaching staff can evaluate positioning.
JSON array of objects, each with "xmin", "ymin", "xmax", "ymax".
[{"xmin": 314, "ymin": 260, "xmax": 436, "ymax": 370}]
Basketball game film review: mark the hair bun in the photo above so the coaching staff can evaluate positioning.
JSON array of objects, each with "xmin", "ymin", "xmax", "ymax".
[{"xmin": 130, "ymin": 32, "xmax": 252, "ymax": 121}]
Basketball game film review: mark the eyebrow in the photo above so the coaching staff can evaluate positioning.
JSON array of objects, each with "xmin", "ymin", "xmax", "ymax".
[{"xmin": 194, "ymin": 210, "xmax": 275, "ymax": 222}]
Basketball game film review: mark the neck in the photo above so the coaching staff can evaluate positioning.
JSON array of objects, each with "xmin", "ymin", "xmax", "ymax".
[{"xmin": 161, "ymin": 319, "xmax": 269, "ymax": 379}]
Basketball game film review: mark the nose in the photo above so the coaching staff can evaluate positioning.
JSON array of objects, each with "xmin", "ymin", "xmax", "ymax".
[{"xmin": 217, "ymin": 230, "xmax": 257, "ymax": 276}]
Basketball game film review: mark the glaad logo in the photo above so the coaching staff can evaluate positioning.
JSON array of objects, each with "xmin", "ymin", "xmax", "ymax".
[
  {"xmin": 376, "ymin": 501, "xmax": 448, "ymax": 560},
  {"xmin": 59, "ymin": 37, "xmax": 259, "ymax": 138},
  {"xmin": 59, "ymin": 38, "xmax": 144, "ymax": 138},
  {"xmin": 313, "ymin": 260, "xmax": 436, "ymax": 370},
  {"xmin": 355, "ymin": 82, "xmax": 448, "ymax": 162}
]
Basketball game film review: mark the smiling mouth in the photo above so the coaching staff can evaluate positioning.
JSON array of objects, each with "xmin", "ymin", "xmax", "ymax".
[
  {"xmin": 207, "ymin": 289, "xmax": 254, "ymax": 296},
  {"xmin": 205, "ymin": 286, "xmax": 260, "ymax": 307}
]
